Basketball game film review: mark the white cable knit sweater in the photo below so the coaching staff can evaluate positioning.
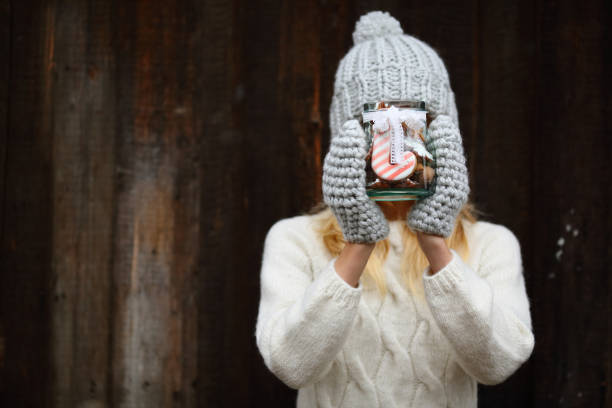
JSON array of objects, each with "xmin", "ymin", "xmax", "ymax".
[{"xmin": 255, "ymin": 210, "xmax": 535, "ymax": 407}]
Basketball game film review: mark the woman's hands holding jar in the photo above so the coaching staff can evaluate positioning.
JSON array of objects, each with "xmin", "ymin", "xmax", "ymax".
[{"xmin": 323, "ymin": 119, "xmax": 390, "ymax": 244}]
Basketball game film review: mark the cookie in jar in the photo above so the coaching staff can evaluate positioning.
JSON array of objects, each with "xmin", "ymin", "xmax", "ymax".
[{"xmin": 362, "ymin": 100, "xmax": 436, "ymax": 201}]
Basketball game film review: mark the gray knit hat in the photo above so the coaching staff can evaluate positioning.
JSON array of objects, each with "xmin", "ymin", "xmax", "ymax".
[{"xmin": 329, "ymin": 11, "xmax": 459, "ymax": 140}]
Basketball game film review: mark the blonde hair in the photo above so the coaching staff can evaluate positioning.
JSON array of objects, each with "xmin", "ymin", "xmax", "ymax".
[{"xmin": 307, "ymin": 200, "xmax": 481, "ymax": 299}]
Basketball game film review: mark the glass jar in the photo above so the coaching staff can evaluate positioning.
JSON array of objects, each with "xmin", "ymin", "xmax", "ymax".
[{"xmin": 361, "ymin": 100, "xmax": 436, "ymax": 201}]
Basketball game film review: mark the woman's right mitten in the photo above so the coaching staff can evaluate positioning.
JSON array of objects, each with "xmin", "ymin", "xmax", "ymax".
[{"xmin": 322, "ymin": 119, "xmax": 390, "ymax": 243}]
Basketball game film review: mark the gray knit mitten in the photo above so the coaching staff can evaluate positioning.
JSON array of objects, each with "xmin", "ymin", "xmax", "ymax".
[
  {"xmin": 323, "ymin": 119, "xmax": 390, "ymax": 243},
  {"xmin": 407, "ymin": 115, "xmax": 470, "ymax": 237}
]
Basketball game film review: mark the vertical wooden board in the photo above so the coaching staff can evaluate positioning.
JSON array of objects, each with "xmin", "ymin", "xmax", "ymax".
[
  {"xmin": 239, "ymin": 0, "xmax": 300, "ymax": 406},
  {"xmin": 171, "ymin": 4, "xmax": 202, "ymax": 405},
  {"xmin": 241, "ymin": 0, "xmax": 285, "ymax": 243},
  {"xmin": 46, "ymin": 1, "xmax": 116, "ymax": 406},
  {"xmin": 0, "ymin": 0, "xmax": 10, "ymax": 383},
  {"xmin": 473, "ymin": 1, "xmax": 537, "ymax": 406},
  {"xmin": 531, "ymin": 0, "xmax": 609, "ymax": 406},
  {"xmin": 195, "ymin": 0, "xmax": 287, "ymax": 405},
  {"xmin": 0, "ymin": 1, "xmax": 9, "ymax": 229},
  {"xmin": 217, "ymin": 3, "xmax": 255, "ymax": 405},
  {"xmin": 605, "ymin": 3, "xmax": 612, "ymax": 406},
  {"xmin": 0, "ymin": 1, "xmax": 53, "ymax": 406},
  {"xmin": 277, "ymin": 0, "xmax": 323, "ymax": 214},
  {"xmin": 110, "ymin": 1, "xmax": 200, "ymax": 406},
  {"xmin": 196, "ymin": 1, "xmax": 235, "ymax": 407}
]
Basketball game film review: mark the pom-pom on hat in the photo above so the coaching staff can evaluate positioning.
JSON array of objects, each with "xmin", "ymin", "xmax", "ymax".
[{"xmin": 330, "ymin": 11, "xmax": 459, "ymax": 140}]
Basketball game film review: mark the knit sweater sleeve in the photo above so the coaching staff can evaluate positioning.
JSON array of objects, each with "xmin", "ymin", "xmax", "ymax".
[
  {"xmin": 422, "ymin": 224, "xmax": 535, "ymax": 386},
  {"xmin": 255, "ymin": 218, "xmax": 362, "ymax": 389}
]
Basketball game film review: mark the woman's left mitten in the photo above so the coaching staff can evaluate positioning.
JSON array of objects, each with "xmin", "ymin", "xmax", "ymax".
[{"xmin": 407, "ymin": 115, "xmax": 470, "ymax": 237}]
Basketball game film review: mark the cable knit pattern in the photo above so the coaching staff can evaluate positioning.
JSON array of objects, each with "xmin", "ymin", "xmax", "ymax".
[
  {"xmin": 322, "ymin": 119, "xmax": 389, "ymax": 243},
  {"xmin": 407, "ymin": 115, "xmax": 470, "ymax": 237},
  {"xmin": 255, "ymin": 213, "xmax": 535, "ymax": 407}
]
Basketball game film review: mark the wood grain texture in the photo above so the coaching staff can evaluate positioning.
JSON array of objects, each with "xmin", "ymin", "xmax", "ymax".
[
  {"xmin": 0, "ymin": 1, "xmax": 610, "ymax": 407},
  {"xmin": 0, "ymin": 3, "xmax": 53, "ymax": 407},
  {"xmin": 605, "ymin": 4, "xmax": 612, "ymax": 407},
  {"xmin": 0, "ymin": 1, "xmax": 54, "ymax": 406},
  {"xmin": 0, "ymin": 0, "xmax": 8, "ymax": 382},
  {"xmin": 45, "ymin": 2, "xmax": 116, "ymax": 406},
  {"xmin": 109, "ymin": 1, "xmax": 200, "ymax": 406},
  {"xmin": 0, "ymin": 0, "xmax": 9, "ymax": 242},
  {"xmin": 196, "ymin": 0, "xmax": 247, "ymax": 406},
  {"xmin": 278, "ymin": 0, "xmax": 323, "ymax": 212}
]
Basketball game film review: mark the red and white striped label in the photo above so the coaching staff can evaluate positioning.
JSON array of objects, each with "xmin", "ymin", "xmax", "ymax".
[{"xmin": 370, "ymin": 130, "xmax": 416, "ymax": 181}]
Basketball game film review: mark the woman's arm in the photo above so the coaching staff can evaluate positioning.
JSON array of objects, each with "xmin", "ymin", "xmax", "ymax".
[
  {"xmin": 255, "ymin": 219, "xmax": 370, "ymax": 389},
  {"xmin": 418, "ymin": 225, "xmax": 535, "ymax": 385},
  {"xmin": 335, "ymin": 242, "xmax": 375, "ymax": 287},
  {"xmin": 416, "ymin": 231, "xmax": 453, "ymax": 274}
]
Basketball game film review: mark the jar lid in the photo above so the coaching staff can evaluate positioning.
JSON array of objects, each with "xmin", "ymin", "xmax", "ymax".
[{"xmin": 363, "ymin": 100, "xmax": 426, "ymax": 112}]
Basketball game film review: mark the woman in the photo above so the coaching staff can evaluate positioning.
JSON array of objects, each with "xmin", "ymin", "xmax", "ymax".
[{"xmin": 255, "ymin": 11, "xmax": 535, "ymax": 407}]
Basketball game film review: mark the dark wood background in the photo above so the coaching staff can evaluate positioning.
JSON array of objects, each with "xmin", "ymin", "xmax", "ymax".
[{"xmin": 1, "ymin": 0, "xmax": 610, "ymax": 407}]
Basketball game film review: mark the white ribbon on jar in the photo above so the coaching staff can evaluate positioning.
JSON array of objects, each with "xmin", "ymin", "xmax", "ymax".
[{"xmin": 362, "ymin": 105, "xmax": 427, "ymax": 164}]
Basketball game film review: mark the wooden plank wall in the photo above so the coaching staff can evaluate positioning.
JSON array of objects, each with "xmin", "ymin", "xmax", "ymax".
[{"xmin": 0, "ymin": 0, "xmax": 610, "ymax": 407}]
